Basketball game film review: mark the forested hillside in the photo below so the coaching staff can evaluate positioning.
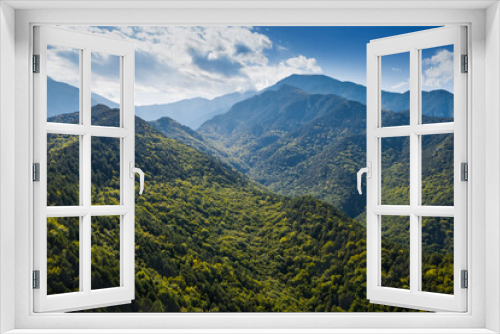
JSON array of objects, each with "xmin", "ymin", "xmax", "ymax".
[
  {"xmin": 198, "ymin": 85, "xmax": 370, "ymax": 217},
  {"xmin": 45, "ymin": 105, "xmax": 456, "ymax": 313},
  {"xmin": 150, "ymin": 116, "xmax": 248, "ymax": 172},
  {"xmin": 199, "ymin": 85, "xmax": 453, "ymax": 219}
]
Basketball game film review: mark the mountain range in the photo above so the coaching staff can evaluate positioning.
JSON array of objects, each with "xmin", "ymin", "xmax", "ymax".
[
  {"xmin": 48, "ymin": 76, "xmax": 255, "ymax": 129},
  {"xmin": 47, "ymin": 74, "xmax": 455, "ymax": 221},
  {"xmin": 47, "ymin": 77, "xmax": 119, "ymax": 118},
  {"xmin": 268, "ymin": 74, "xmax": 454, "ymax": 119},
  {"xmin": 198, "ymin": 80, "xmax": 453, "ymax": 218},
  {"xmin": 136, "ymin": 90, "xmax": 256, "ymax": 129},
  {"xmin": 47, "ymin": 105, "xmax": 453, "ymax": 312},
  {"xmin": 47, "ymin": 74, "xmax": 453, "ymax": 129},
  {"xmin": 198, "ymin": 84, "xmax": 370, "ymax": 215}
]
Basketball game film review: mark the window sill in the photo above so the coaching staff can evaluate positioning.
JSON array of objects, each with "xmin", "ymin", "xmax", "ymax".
[
  {"xmin": 4, "ymin": 330, "xmax": 497, "ymax": 334},
  {"xmin": 7, "ymin": 329, "xmax": 500, "ymax": 334}
]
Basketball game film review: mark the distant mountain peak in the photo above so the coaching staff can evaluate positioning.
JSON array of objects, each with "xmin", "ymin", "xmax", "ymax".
[
  {"xmin": 47, "ymin": 77, "xmax": 119, "ymax": 118},
  {"xmin": 92, "ymin": 103, "xmax": 113, "ymax": 112},
  {"xmin": 135, "ymin": 90, "xmax": 257, "ymax": 129},
  {"xmin": 263, "ymin": 73, "xmax": 453, "ymax": 118},
  {"xmin": 277, "ymin": 83, "xmax": 306, "ymax": 91},
  {"xmin": 273, "ymin": 74, "xmax": 346, "ymax": 88},
  {"xmin": 152, "ymin": 115, "xmax": 203, "ymax": 140},
  {"xmin": 265, "ymin": 84, "xmax": 309, "ymax": 96},
  {"xmin": 287, "ymin": 73, "xmax": 337, "ymax": 80}
]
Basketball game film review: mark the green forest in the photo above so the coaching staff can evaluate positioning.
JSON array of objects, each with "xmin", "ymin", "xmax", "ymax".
[{"xmin": 46, "ymin": 104, "xmax": 454, "ymax": 312}]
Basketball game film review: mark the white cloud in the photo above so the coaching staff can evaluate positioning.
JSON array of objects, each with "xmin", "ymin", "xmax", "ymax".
[
  {"xmin": 90, "ymin": 52, "xmax": 121, "ymax": 103},
  {"xmin": 284, "ymin": 55, "xmax": 321, "ymax": 72},
  {"xmin": 57, "ymin": 26, "xmax": 323, "ymax": 105},
  {"xmin": 239, "ymin": 55, "xmax": 322, "ymax": 91},
  {"xmin": 391, "ymin": 81, "xmax": 409, "ymax": 91},
  {"xmin": 422, "ymin": 49, "xmax": 454, "ymax": 92},
  {"xmin": 46, "ymin": 45, "xmax": 80, "ymax": 88}
]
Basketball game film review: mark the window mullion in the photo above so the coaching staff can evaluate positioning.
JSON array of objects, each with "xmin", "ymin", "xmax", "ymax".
[
  {"xmin": 82, "ymin": 47, "xmax": 92, "ymax": 294},
  {"xmin": 409, "ymin": 47, "xmax": 420, "ymax": 294},
  {"xmin": 78, "ymin": 49, "xmax": 84, "ymax": 293}
]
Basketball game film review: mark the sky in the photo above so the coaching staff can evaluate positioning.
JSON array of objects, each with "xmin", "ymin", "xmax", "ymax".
[{"xmin": 47, "ymin": 26, "xmax": 453, "ymax": 106}]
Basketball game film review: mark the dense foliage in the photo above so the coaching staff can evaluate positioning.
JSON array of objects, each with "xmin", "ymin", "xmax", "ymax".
[
  {"xmin": 198, "ymin": 86, "xmax": 454, "ymax": 220},
  {"xmin": 198, "ymin": 85, "xmax": 369, "ymax": 217},
  {"xmin": 46, "ymin": 100, "xmax": 454, "ymax": 312}
]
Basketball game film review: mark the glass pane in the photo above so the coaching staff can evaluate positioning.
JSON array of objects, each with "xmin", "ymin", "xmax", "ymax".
[
  {"xmin": 91, "ymin": 137, "xmax": 120, "ymax": 205},
  {"xmin": 381, "ymin": 215, "xmax": 410, "ymax": 289},
  {"xmin": 381, "ymin": 52, "xmax": 410, "ymax": 127},
  {"xmin": 91, "ymin": 52, "xmax": 121, "ymax": 127},
  {"xmin": 47, "ymin": 134, "xmax": 80, "ymax": 206},
  {"xmin": 421, "ymin": 45, "xmax": 454, "ymax": 124},
  {"xmin": 422, "ymin": 217, "xmax": 454, "ymax": 294},
  {"xmin": 381, "ymin": 136, "xmax": 410, "ymax": 205},
  {"xmin": 91, "ymin": 216, "xmax": 120, "ymax": 290},
  {"xmin": 47, "ymin": 217, "xmax": 80, "ymax": 295},
  {"xmin": 422, "ymin": 134, "xmax": 454, "ymax": 206},
  {"xmin": 47, "ymin": 45, "xmax": 81, "ymax": 124}
]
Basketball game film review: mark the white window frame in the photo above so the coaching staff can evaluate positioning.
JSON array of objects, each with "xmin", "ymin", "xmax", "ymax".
[
  {"xmin": 1, "ymin": 1, "xmax": 498, "ymax": 333},
  {"xmin": 32, "ymin": 26, "xmax": 136, "ymax": 312},
  {"xmin": 366, "ymin": 26, "xmax": 467, "ymax": 312}
]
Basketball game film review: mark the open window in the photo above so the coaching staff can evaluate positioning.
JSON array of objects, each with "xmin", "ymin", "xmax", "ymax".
[
  {"xmin": 362, "ymin": 26, "xmax": 467, "ymax": 312},
  {"xmin": 33, "ymin": 26, "xmax": 140, "ymax": 312}
]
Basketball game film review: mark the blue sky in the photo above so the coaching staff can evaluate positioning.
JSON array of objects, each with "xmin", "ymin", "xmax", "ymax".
[
  {"xmin": 50, "ymin": 26, "xmax": 452, "ymax": 106},
  {"xmin": 257, "ymin": 26, "xmax": 433, "ymax": 87}
]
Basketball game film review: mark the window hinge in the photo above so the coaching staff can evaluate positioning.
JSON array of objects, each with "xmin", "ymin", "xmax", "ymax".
[
  {"xmin": 33, "ymin": 54, "xmax": 40, "ymax": 73},
  {"xmin": 33, "ymin": 163, "xmax": 40, "ymax": 182},
  {"xmin": 461, "ymin": 162, "xmax": 468, "ymax": 182},
  {"xmin": 461, "ymin": 270, "xmax": 468, "ymax": 289},
  {"xmin": 461, "ymin": 54, "xmax": 468, "ymax": 73},
  {"xmin": 33, "ymin": 270, "xmax": 40, "ymax": 289}
]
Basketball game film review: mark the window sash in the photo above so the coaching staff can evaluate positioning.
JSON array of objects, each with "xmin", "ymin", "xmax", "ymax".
[
  {"xmin": 32, "ymin": 26, "xmax": 136, "ymax": 313},
  {"xmin": 366, "ymin": 26, "xmax": 468, "ymax": 312}
]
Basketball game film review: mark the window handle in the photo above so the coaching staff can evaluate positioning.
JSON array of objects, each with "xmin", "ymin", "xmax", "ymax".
[
  {"xmin": 130, "ymin": 162, "xmax": 145, "ymax": 195},
  {"xmin": 357, "ymin": 162, "xmax": 372, "ymax": 195}
]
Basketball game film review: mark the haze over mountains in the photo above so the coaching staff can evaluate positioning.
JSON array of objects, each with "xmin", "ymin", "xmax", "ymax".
[
  {"xmin": 47, "ymin": 77, "xmax": 119, "ymax": 118},
  {"xmin": 47, "ymin": 74, "xmax": 453, "ymax": 129},
  {"xmin": 47, "ymin": 76, "xmax": 255, "ymax": 129},
  {"xmin": 136, "ymin": 90, "xmax": 257, "ymax": 129}
]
